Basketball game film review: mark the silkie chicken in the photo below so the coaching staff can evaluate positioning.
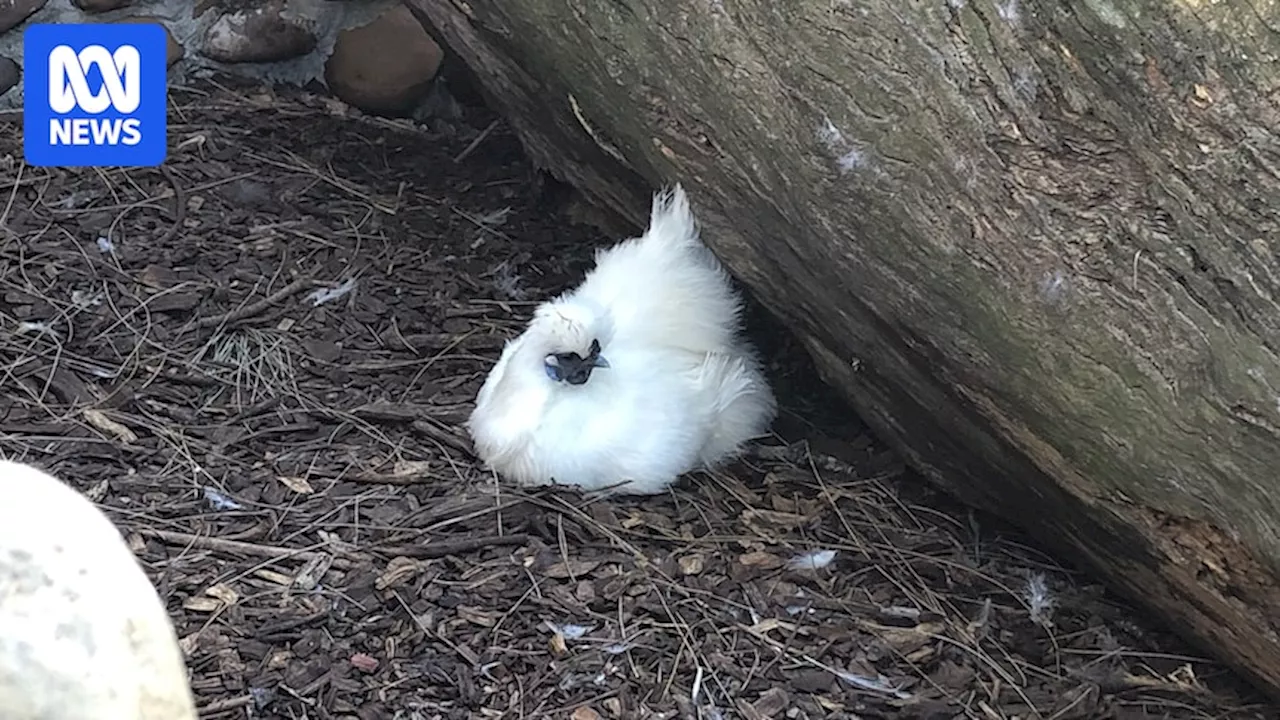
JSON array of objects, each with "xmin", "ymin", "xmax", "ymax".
[{"xmin": 467, "ymin": 184, "xmax": 776, "ymax": 494}]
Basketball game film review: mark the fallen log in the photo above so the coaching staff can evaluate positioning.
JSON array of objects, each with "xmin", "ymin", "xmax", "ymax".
[{"xmin": 406, "ymin": 0, "xmax": 1280, "ymax": 698}]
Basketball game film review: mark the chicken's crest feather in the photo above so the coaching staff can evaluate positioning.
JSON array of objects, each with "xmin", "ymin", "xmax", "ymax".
[{"xmin": 529, "ymin": 298, "xmax": 612, "ymax": 357}]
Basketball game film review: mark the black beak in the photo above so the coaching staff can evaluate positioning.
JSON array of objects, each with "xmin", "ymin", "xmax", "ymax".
[{"xmin": 548, "ymin": 340, "xmax": 609, "ymax": 385}]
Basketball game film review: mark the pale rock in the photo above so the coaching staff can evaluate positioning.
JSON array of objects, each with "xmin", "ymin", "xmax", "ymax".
[
  {"xmin": 324, "ymin": 4, "xmax": 442, "ymax": 116},
  {"xmin": 201, "ymin": 1, "xmax": 317, "ymax": 64}
]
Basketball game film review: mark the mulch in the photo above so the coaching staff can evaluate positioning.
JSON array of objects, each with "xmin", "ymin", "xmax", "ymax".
[{"xmin": 0, "ymin": 75, "xmax": 1271, "ymax": 719}]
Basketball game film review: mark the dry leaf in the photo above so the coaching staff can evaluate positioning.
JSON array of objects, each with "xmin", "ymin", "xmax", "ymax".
[
  {"xmin": 182, "ymin": 596, "xmax": 221, "ymax": 613},
  {"xmin": 542, "ymin": 559, "xmax": 601, "ymax": 579},
  {"xmin": 738, "ymin": 551, "xmax": 784, "ymax": 569},
  {"xmin": 277, "ymin": 475, "xmax": 314, "ymax": 494},
  {"xmin": 83, "ymin": 478, "xmax": 109, "ymax": 502},
  {"xmin": 457, "ymin": 605, "xmax": 500, "ymax": 627},
  {"xmin": 392, "ymin": 460, "xmax": 433, "ymax": 477},
  {"xmin": 570, "ymin": 707, "xmax": 602, "ymax": 720},
  {"xmin": 876, "ymin": 621, "xmax": 943, "ymax": 653},
  {"xmin": 376, "ymin": 556, "xmax": 422, "ymax": 590},
  {"xmin": 1193, "ymin": 83, "xmax": 1213, "ymax": 105},
  {"xmin": 205, "ymin": 583, "xmax": 239, "ymax": 606},
  {"xmin": 678, "ymin": 554, "xmax": 705, "ymax": 575},
  {"xmin": 294, "ymin": 554, "xmax": 332, "ymax": 591},
  {"xmin": 82, "ymin": 408, "xmax": 138, "ymax": 444},
  {"xmin": 549, "ymin": 631, "xmax": 568, "ymax": 657},
  {"xmin": 748, "ymin": 618, "xmax": 798, "ymax": 636},
  {"xmin": 267, "ymin": 649, "xmax": 292, "ymax": 670},
  {"xmin": 177, "ymin": 631, "xmax": 201, "ymax": 657},
  {"xmin": 254, "ymin": 569, "xmax": 294, "ymax": 586},
  {"xmin": 815, "ymin": 696, "xmax": 845, "ymax": 711},
  {"xmin": 905, "ymin": 645, "xmax": 936, "ymax": 663}
]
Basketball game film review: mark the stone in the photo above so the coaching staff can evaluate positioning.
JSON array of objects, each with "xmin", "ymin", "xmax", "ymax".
[
  {"xmin": 0, "ymin": 0, "xmax": 46, "ymax": 34},
  {"xmin": 201, "ymin": 2, "xmax": 317, "ymax": 64},
  {"xmin": 115, "ymin": 17, "xmax": 185, "ymax": 67},
  {"xmin": 0, "ymin": 57, "xmax": 18, "ymax": 97},
  {"xmin": 324, "ymin": 4, "xmax": 443, "ymax": 116},
  {"xmin": 73, "ymin": 0, "xmax": 132, "ymax": 12}
]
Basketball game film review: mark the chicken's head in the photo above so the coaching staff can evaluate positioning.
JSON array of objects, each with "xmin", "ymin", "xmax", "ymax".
[
  {"xmin": 530, "ymin": 301, "xmax": 612, "ymax": 386},
  {"xmin": 545, "ymin": 338, "xmax": 610, "ymax": 385}
]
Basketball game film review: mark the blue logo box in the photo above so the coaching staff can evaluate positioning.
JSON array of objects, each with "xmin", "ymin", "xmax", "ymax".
[{"xmin": 23, "ymin": 23, "xmax": 168, "ymax": 167}]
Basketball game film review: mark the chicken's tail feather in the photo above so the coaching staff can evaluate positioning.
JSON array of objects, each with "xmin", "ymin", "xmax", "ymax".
[{"xmin": 645, "ymin": 183, "xmax": 701, "ymax": 252}]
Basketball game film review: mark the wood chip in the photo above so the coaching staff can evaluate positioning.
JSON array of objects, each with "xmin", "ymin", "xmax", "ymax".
[
  {"xmin": 457, "ymin": 605, "xmax": 501, "ymax": 627},
  {"xmin": 277, "ymin": 475, "xmax": 315, "ymax": 494},
  {"xmin": 206, "ymin": 583, "xmax": 239, "ymax": 606},
  {"xmin": 678, "ymin": 554, "xmax": 704, "ymax": 575},
  {"xmin": 542, "ymin": 559, "xmax": 600, "ymax": 578},
  {"xmin": 82, "ymin": 408, "xmax": 138, "ymax": 444},
  {"xmin": 738, "ymin": 550, "xmax": 784, "ymax": 569},
  {"xmin": 350, "ymin": 653, "xmax": 379, "ymax": 672},
  {"xmin": 182, "ymin": 596, "xmax": 222, "ymax": 612}
]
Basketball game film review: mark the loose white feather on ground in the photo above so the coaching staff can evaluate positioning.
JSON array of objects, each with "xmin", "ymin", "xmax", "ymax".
[
  {"xmin": 467, "ymin": 184, "xmax": 776, "ymax": 494},
  {"xmin": 0, "ymin": 460, "xmax": 197, "ymax": 720}
]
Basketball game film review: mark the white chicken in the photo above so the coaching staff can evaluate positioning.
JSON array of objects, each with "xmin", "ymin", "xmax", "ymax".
[
  {"xmin": 0, "ymin": 460, "xmax": 197, "ymax": 719},
  {"xmin": 467, "ymin": 184, "xmax": 776, "ymax": 494}
]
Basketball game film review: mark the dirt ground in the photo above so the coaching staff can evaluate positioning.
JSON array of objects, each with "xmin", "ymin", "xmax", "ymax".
[{"xmin": 0, "ymin": 76, "xmax": 1273, "ymax": 719}]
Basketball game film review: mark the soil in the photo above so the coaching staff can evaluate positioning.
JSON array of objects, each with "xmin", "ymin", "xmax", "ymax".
[{"xmin": 0, "ymin": 76, "xmax": 1272, "ymax": 719}]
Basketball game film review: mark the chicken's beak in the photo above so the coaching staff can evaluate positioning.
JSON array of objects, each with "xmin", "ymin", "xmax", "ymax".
[{"xmin": 592, "ymin": 354, "xmax": 610, "ymax": 369}]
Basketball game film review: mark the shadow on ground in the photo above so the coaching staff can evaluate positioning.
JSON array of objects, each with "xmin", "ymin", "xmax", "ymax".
[{"xmin": 0, "ymin": 77, "xmax": 1269, "ymax": 718}]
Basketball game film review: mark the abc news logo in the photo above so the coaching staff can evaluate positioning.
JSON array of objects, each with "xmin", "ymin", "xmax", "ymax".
[
  {"xmin": 48, "ymin": 44, "xmax": 144, "ymax": 147},
  {"xmin": 24, "ymin": 23, "xmax": 168, "ymax": 167}
]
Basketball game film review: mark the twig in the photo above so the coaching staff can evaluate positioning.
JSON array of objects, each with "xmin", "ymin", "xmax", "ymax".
[
  {"xmin": 193, "ymin": 277, "xmax": 319, "ymax": 330},
  {"xmin": 157, "ymin": 165, "xmax": 186, "ymax": 246},
  {"xmin": 137, "ymin": 528, "xmax": 327, "ymax": 562},
  {"xmin": 453, "ymin": 118, "xmax": 500, "ymax": 164},
  {"xmin": 198, "ymin": 695, "xmax": 253, "ymax": 713},
  {"xmin": 377, "ymin": 534, "xmax": 529, "ymax": 558},
  {"xmin": 411, "ymin": 419, "xmax": 476, "ymax": 458}
]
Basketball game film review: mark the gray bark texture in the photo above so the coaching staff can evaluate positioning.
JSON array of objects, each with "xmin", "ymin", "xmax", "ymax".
[{"xmin": 405, "ymin": 0, "xmax": 1280, "ymax": 697}]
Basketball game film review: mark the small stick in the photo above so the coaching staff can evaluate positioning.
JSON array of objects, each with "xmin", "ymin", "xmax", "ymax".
[
  {"xmin": 193, "ymin": 277, "xmax": 318, "ymax": 330},
  {"xmin": 157, "ymin": 165, "xmax": 187, "ymax": 246},
  {"xmin": 377, "ymin": 533, "xmax": 530, "ymax": 558},
  {"xmin": 198, "ymin": 696, "xmax": 253, "ymax": 713},
  {"xmin": 137, "ymin": 528, "xmax": 325, "ymax": 561},
  {"xmin": 453, "ymin": 118, "xmax": 500, "ymax": 164},
  {"xmin": 412, "ymin": 419, "xmax": 476, "ymax": 458}
]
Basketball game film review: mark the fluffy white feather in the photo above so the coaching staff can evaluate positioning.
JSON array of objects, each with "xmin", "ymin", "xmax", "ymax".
[
  {"xmin": 0, "ymin": 460, "xmax": 197, "ymax": 719},
  {"xmin": 467, "ymin": 184, "xmax": 776, "ymax": 494}
]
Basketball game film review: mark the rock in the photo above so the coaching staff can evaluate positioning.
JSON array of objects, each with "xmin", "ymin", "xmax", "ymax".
[
  {"xmin": 115, "ymin": 17, "xmax": 184, "ymax": 67},
  {"xmin": 201, "ymin": 2, "xmax": 317, "ymax": 64},
  {"xmin": 324, "ymin": 4, "xmax": 443, "ymax": 116},
  {"xmin": 72, "ymin": 0, "xmax": 132, "ymax": 12},
  {"xmin": 0, "ymin": 58, "xmax": 18, "ymax": 97},
  {"xmin": 0, "ymin": 0, "xmax": 46, "ymax": 34}
]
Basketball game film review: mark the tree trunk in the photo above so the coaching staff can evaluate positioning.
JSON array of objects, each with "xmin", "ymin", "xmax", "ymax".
[{"xmin": 406, "ymin": 0, "xmax": 1280, "ymax": 698}]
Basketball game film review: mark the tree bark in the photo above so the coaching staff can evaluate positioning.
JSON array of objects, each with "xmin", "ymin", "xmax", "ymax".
[{"xmin": 407, "ymin": 0, "xmax": 1280, "ymax": 698}]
